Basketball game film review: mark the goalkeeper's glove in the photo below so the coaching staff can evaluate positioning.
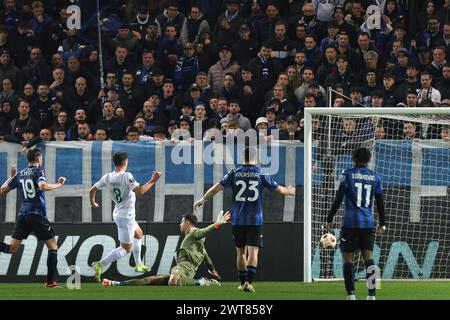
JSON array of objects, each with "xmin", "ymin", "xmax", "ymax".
[
  {"xmin": 208, "ymin": 269, "xmax": 221, "ymax": 280},
  {"xmin": 214, "ymin": 210, "xmax": 230, "ymax": 229}
]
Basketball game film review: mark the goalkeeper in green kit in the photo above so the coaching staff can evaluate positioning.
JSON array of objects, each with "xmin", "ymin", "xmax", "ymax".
[{"xmin": 102, "ymin": 210, "xmax": 231, "ymax": 287}]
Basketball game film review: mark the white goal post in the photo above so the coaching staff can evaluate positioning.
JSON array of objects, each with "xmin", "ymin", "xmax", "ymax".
[{"xmin": 303, "ymin": 107, "xmax": 450, "ymax": 283}]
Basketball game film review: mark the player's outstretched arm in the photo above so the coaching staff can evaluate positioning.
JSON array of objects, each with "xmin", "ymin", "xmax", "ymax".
[
  {"xmin": 193, "ymin": 210, "xmax": 231, "ymax": 239},
  {"xmin": 38, "ymin": 177, "xmax": 66, "ymax": 191},
  {"xmin": 275, "ymin": 185, "xmax": 296, "ymax": 196},
  {"xmin": 133, "ymin": 171, "xmax": 162, "ymax": 196},
  {"xmin": 89, "ymin": 186, "xmax": 100, "ymax": 208},
  {"xmin": 0, "ymin": 166, "xmax": 16, "ymax": 196},
  {"xmin": 194, "ymin": 183, "xmax": 224, "ymax": 209}
]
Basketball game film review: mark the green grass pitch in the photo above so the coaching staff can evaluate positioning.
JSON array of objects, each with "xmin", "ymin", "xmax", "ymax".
[{"xmin": 0, "ymin": 281, "xmax": 449, "ymax": 300}]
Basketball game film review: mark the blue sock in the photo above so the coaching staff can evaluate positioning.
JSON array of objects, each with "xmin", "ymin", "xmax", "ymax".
[
  {"xmin": 0, "ymin": 242, "xmax": 10, "ymax": 253},
  {"xmin": 246, "ymin": 266, "xmax": 256, "ymax": 284},
  {"xmin": 343, "ymin": 262, "xmax": 355, "ymax": 295},
  {"xmin": 365, "ymin": 259, "xmax": 376, "ymax": 296},
  {"xmin": 238, "ymin": 270, "xmax": 246, "ymax": 285},
  {"xmin": 47, "ymin": 250, "xmax": 58, "ymax": 284}
]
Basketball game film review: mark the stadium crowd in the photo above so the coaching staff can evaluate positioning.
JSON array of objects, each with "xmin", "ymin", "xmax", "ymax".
[{"xmin": 0, "ymin": 0, "xmax": 449, "ymax": 149}]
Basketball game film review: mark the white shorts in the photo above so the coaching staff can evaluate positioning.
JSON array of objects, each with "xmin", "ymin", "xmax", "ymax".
[{"xmin": 114, "ymin": 217, "xmax": 139, "ymax": 244}]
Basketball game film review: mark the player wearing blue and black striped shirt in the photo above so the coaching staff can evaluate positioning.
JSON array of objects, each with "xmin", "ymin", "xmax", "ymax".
[
  {"xmin": 194, "ymin": 147, "xmax": 295, "ymax": 293},
  {"xmin": 0, "ymin": 149, "xmax": 66, "ymax": 288},
  {"xmin": 326, "ymin": 147, "xmax": 386, "ymax": 300}
]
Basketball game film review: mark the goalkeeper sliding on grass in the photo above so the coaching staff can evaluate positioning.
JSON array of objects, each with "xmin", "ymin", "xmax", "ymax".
[
  {"xmin": 326, "ymin": 147, "xmax": 386, "ymax": 300},
  {"xmin": 102, "ymin": 210, "xmax": 231, "ymax": 287}
]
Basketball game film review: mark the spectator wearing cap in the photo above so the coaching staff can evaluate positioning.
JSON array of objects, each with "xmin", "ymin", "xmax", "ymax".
[
  {"xmin": 112, "ymin": 24, "xmax": 140, "ymax": 59},
  {"xmin": 427, "ymin": 47, "xmax": 447, "ymax": 84},
  {"xmin": 255, "ymin": 2, "xmax": 281, "ymax": 43},
  {"xmin": 391, "ymin": 47, "xmax": 409, "ymax": 84},
  {"xmin": 139, "ymin": 22, "xmax": 160, "ymax": 54},
  {"xmin": 319, "ymin": 20, "xmax": 340, "ymax": 53},
  {"xmin": 243, "ymin": 0, "xmax": 264, "ymax": 34},
  {"xmin": 155, "ymin": 1, "xmax": 186, "ymax": 38},
  {"xmin": 223, "ymin": 99, "xmax": 251, "ymax": 131},
  {"xmin": 174, "ymin": 42, "xmax": 199, "ymax": 92},
  {"xmin": 182, "ymin": 84, "xmax": 202, "ymax": 109},
  {"xmin": 215, "ymin": 0, "xmax": 245, "ymax": 46},
  {"xmin": 96, "ymin": 100, "xmax": 126, "ymax": 140},
  {"xmin": 119, "ymin": 71, "xmax": 146, "ymax": 124},
  {"xmin": 179, "ymin": 103, "xmax": 195, "ymax": 122},
  {"xmin": 129, "ymin": 4, "xmax": 153, "ymax": 40},
  {"xmin": 417, "ymin": 71, "xmax": 441, "ymax": 106},
  {"xmin": 145, "ymin": 69, "xmax": 165, "ymax": 99},
  {"xmin": 254, "ymin": 116, "xmax": 268, "ymax": 132},
  {"xmin": 324, "ymin": 54, "xmax": 356, "ymax": 94},
  {"xmin": 231, "ymin": 23, "xmax": 259, "ymax": 66},
  {"xmin": 207, "ymin": 44, "xmax": 240, "ymax": 94},
  {"xmin": 150, "ymin": 126, "xmax": 167, "ymax": 141},
  {"xmin": 437, "ymin": 64, "xmax": 450, "ymax": 100},
  {"xmin": 394, "ymin": 62, "xmax": 421, "ymax": 101},
  {"xmin": 247, "ymin": 42, "xmax": 283, "ymax": 92},
  {"xmin": 317, "ymin": 44, "xmax": 338, "ymax": 86},
  {"xmin": 14, "ymin": 20, "xmax": 35, "ymax": 68},
  {"xmin": 180, "ymin": 4, "xmax": 212, "ymax": 45},
  {"xmin": 311, "ymin": 0, "xmax": 344, "ymax": 23},
  {"xmin": 42, "ymin": 97, "xmax": 64, "ymax": 129},
  {"xmin": 279, "ymin": 115, "xmax": 302, "ymax": 140},
  {"xmin": 58, "ymin": 28, "xmax": 84, "ymax": 63},
  {"xmin": 6, "ymin": 100, "xmax": 40, "ymax": 140}
]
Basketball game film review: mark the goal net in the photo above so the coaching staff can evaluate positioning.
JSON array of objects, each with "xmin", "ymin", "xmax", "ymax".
[{"xmin": 303, "ymin": 107, "xmax": 450, "ymax": 282}]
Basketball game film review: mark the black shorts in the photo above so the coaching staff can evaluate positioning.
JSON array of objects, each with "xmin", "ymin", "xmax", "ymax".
[
  {"xmin": 12, "ymin": 214, "xmax": 56, "ymax": 241},
  {"xmin": 232, "ymin": 225, "xmax": 263, "ymax": 248},
  {"xmin": 340, "ymin": 227, "xmax": 375, "ymax": 253}
]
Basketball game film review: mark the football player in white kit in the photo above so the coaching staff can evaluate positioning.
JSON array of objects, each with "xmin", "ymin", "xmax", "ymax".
[{"xmin": 89, "ymin": 151, "xmax": 161, "ymax": 282}]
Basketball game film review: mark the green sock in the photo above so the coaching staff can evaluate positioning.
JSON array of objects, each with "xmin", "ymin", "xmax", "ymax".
[{"xmin": 177, "ymin": 278, "xmax": 198, "ymax": 286}]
